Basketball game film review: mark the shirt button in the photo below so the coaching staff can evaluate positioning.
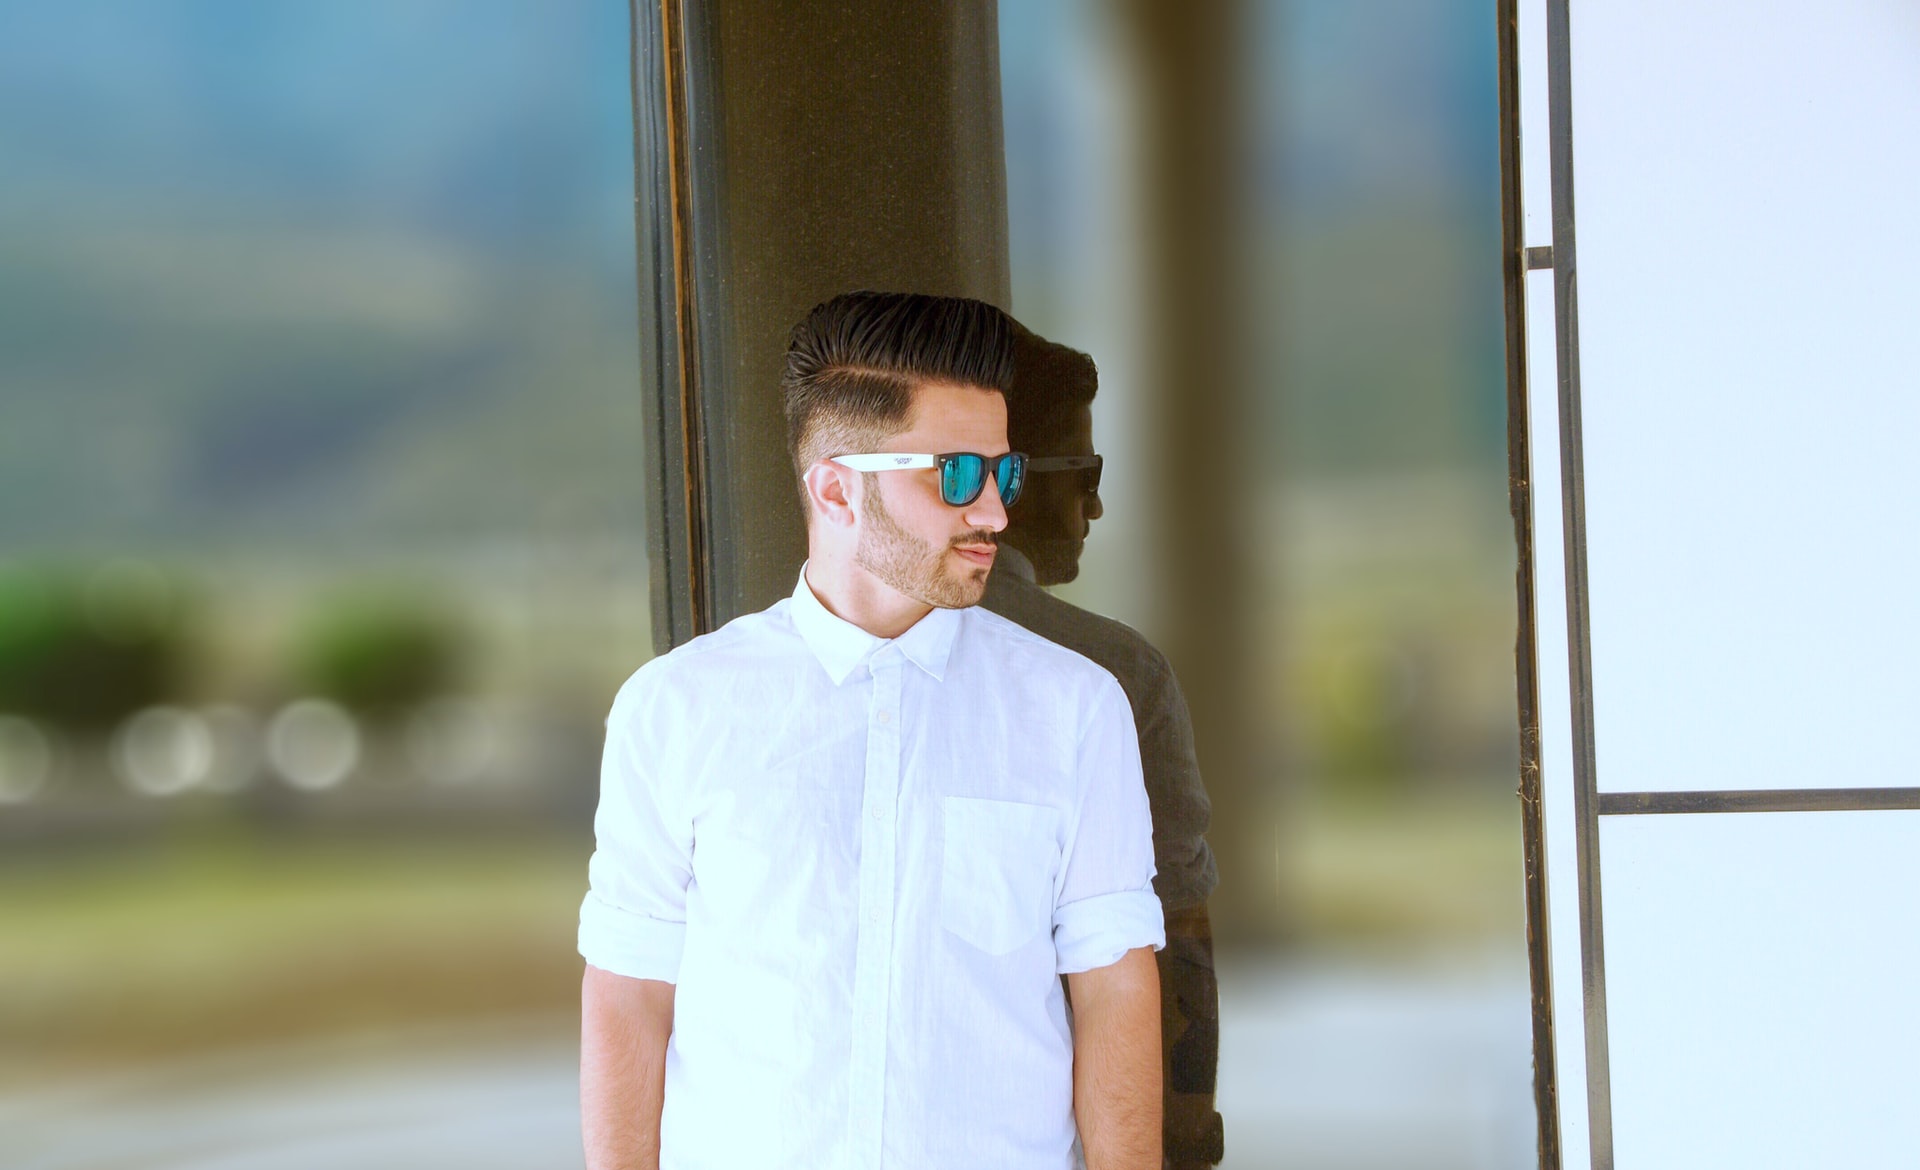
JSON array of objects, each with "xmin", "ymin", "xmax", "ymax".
[
  {"xmin": 870, "ymin": 805, "xmax": 886, "ymax": 821},
  {"xmin": 876, "ymin": 710, "xmax": 891, "ymax": 724}
]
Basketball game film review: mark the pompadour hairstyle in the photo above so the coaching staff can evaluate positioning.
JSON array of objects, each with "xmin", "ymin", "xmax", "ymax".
[
  {"xmin": 782, "ymin": 291, "xmax": 1018, "ymax": 485},
  {"xmin": 1007, "ymin": 318, "xmax": 1099, "ymax": 452}
]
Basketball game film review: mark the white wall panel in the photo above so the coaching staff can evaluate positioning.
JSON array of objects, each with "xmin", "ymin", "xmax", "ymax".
[
  {"xmin": 1600, "ymin": 811, "xmax": 1920, "ymax": 1167},
  {"xmin": 1568, "ymin": 0, "xmax": 1920, "ymax": 793}
]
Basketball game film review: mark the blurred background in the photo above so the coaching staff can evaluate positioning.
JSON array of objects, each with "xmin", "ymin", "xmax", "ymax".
[{"xmin": 0, "ymin": 2, "xmax": 1527, "ymax": 1167}]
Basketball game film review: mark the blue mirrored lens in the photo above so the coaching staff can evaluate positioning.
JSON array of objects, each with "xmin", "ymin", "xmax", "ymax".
[
  {"xmin": 997, "ymin": 454, "xmax": 1026, "ymax": 506},
  {"xmin": 941, "ymin": 455, "xmax": 986, "ymax": 505}
]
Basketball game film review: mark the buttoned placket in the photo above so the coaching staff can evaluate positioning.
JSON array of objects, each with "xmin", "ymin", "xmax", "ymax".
[{"xmin": 847, "ymin": 644, "xmax": 904, "ymax": 1170}]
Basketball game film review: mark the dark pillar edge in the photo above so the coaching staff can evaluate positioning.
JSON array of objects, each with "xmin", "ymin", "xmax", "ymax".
[
  {"xmin": 632, "ymin": 0, "xmax": 716, "ymax": 654},
  {"xmin": 1496, "ymin": 0, "xmax": 1563, "ymax": 1165},
  {"xmin": 630, "ymin": 0, "xmax": 689, "ymax": 651}
]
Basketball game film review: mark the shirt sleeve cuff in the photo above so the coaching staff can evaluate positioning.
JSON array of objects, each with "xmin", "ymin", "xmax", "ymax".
[
  {"xmin": 1052, "ymin": 888, "xmax": 1166, "ymax": 974},
  {"xmin": 578, "ymin": 890, "xmax": 687, "ymax": 983}
]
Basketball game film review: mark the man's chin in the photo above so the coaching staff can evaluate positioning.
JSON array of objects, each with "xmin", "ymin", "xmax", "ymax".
[
  {"xmin": 1030, "ymin": 541, "xmax": 1083, "ymax": 587},
  {"xmin": 924, "ymin": 562, "xmax": 990, "ymax": 609}
]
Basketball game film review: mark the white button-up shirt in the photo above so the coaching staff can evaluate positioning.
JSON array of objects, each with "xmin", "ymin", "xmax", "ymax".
[{"xmin": 579, "ymin": 569, "xmax": 1165, "ymax": 1170}]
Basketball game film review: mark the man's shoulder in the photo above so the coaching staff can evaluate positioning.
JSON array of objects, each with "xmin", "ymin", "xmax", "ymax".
[
  {"xmin": 963, "ymin": 602, "xmax": 1129, "ymax": 702},
  {"xmin": 609, "ymin": 601, "xmax": 798, "ymax": 711},
  {"xmin": 978, "ymin": 573, "xmax": 1173, "ymax": 688}
]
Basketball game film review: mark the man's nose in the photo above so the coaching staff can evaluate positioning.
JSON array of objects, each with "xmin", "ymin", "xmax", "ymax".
[
  {"xmin": 1085, "ymin": 489, "xmax": 1104, "ymax": 522},
  {"xmin": 966, "ymin": 478, "xmax": 1009, "ymax": 532}
]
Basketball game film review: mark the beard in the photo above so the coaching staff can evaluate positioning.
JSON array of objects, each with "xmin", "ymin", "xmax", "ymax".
[{"xmin": 855, "ymin": 479, "xmax": 994, "ymax": 610}]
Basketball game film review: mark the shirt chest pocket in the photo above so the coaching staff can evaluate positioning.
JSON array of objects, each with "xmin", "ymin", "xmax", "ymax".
[{"xmin": 940, "ymin": 796, "xmax": 1061, "ymax": 956}]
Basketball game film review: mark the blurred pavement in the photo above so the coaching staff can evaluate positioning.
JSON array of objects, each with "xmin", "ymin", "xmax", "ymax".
[
  {"xmin": 1217, "ymin": 954, "xmax": 1535, "ymax": 1170},
  {"xmin": 5, "ymin": 955, "xmax": 1533, "ymax": 1170},
  {"xmin": 1, "ymin": 1018, "xmax": 583, "ymax": 1170}
]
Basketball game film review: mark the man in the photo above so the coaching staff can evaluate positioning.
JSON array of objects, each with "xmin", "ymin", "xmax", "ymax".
[
  {"xmin": 579, "ymin": 291, "xmax": 1165, "ymax": 1170},
  {"xmin": 983, "ymin": 323, "xmax": 1224, "ymax": 1170}
]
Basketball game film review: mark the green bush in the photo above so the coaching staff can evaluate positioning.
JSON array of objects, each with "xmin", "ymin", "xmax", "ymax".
[
  {"xmin": 288, "ymin": 589, "xmax": 466, "ymax": 718},
  {"xmin": 0, "ymin": 564, "xmax": 195, "ymax": 729}
]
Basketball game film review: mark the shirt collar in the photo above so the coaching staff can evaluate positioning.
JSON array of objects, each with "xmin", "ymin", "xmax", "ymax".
[{"xmin": 789, "ymin": 565, "xmax": 961, "ymax": 685}]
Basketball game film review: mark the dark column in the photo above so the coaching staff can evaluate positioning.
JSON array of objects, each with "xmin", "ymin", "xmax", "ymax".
[
  {"xmin": 1115, "ymin": 0, "xmax": 1275, "ymax": 945},
  {"xmin": 659, "ymin": 0, "xmax": 1012, "ymax": 625}
]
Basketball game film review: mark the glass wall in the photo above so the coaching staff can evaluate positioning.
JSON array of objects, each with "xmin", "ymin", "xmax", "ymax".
[
  {"xmin": 1, "ymin": 3, "xmax": 639, "ymax": 1163},
  {"xmin": 2, "ymin": 3, "xmax": 1537, "ymax": 1166},
  {"xmin": 1001, "ymin": 2, "xmax": 1533, "ymax": 1166}
]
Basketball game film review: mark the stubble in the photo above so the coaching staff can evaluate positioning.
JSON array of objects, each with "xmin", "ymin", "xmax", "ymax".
[{"xmin": 854, "ymin": 477, "xmax": 994, "ymax": 609}]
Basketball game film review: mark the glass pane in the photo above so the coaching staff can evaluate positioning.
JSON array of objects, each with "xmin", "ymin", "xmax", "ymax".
[
  {"xmin": 1, "ymin": 3, "xmax": 641, "ymax": 1162},
  {"xmin": 1003, "ymin": 2, "xmax": 1532, "ymax": 1166}
]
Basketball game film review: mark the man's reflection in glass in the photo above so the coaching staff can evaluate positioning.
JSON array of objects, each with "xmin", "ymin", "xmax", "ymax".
[{"xmin": 983, "ymin": 322, "xmax": 1224, "ymax": 1169}]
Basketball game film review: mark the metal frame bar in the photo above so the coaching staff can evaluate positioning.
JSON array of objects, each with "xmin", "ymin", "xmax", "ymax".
[
  {"xmin": 1599, "ymin": 789, "xmax": 1920, "ymax": 816},
  {"xmin": 1541, "ymin": 1, "xmax": 1614, "ymax": 1164},
  {"xmin": 1496, "ymin": 1, "xmax": 1562, "ymax": 1165}
]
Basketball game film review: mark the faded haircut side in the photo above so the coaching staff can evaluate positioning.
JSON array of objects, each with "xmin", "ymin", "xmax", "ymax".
[{"xmin": 782, "ymin": 291, "xmax": 1018, "ymax": 511}]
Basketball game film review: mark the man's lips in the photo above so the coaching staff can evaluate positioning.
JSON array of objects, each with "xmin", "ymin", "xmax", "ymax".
[{"xmin": 953, "ymin": 544, "xmax": 996, "ymax": 566}]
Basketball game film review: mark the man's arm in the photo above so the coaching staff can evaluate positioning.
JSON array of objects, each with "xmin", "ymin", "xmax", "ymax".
[
  {"xmin": 582, "ymin": 964, "xmax": 676, "ymax": 1170},
  {"xmin": 1159, "ymin": 902, "xmax": 1223, "ymax": 1167},
  {"xmin": 1067, "ymin": 945, "xmax": 1163, "ymax": 1170},
  {"xmin": 1135, "ymin": 666, "xmax": 1223, "ymax": 1166}
]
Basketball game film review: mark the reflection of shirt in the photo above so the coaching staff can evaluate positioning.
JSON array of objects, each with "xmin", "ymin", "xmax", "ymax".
[
  {"xmin": 579, "ymin": 568, "xmax": 1164, "ymax": 1170},
  {"xmin": 982, "ymin": 547, "xmax": 1217, "ymax": 911}
]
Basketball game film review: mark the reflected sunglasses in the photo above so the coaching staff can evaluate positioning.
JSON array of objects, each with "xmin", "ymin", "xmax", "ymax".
[
  {"xmin": 1025, "ymin": 454, "xmax": 1103, "ymax": 498},
  {"xmin": 831, "ymin": 451, "xmax": 1028, "ymax": 507}
]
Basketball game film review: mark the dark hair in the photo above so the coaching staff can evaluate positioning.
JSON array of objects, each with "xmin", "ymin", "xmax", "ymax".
[
  {"xmin": 782, "ymin": 291, "xmax": 1017, "ymax": 481},
  {"xmin": 1007, "ymin": 319, "xmax": 1098, "ymax": 452}
]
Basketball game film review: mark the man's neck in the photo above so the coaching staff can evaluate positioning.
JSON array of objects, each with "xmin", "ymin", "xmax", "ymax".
[{"xmin": 803, "ymin": 554, "xmax": 932, "ymax": 640}]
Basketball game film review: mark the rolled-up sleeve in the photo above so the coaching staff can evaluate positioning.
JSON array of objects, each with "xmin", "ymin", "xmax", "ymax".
[
  {"xmin": 578, "ymin": 676, "xmax": 693, "ymax": 983},
  {"xmin": 1053, "ymin": 676, "xmax": 1166, "ymax": 973}
]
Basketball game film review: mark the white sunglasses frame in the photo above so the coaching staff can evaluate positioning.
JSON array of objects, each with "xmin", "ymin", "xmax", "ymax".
[
  {"xmin": 827, "ymin": 451, "xmax": 1028, "ymax": 505},
  {"xmin": 829, "ymin": 453, "xmax": 942, "ymax": 472}
]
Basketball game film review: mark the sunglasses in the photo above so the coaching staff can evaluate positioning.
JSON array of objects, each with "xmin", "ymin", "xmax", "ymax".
[
  {"xmin": 1024, "ymin": 454, "xmax": 1103, "ymax": 498},
  {"xmin": 831, "ymin": 451, "xmax": 1029, "ymax": 507}
]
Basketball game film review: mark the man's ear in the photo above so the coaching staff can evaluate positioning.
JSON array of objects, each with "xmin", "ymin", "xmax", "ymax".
[{"xmin": 802, "ymin": 460, "xmax": 858, "ymax": 528}]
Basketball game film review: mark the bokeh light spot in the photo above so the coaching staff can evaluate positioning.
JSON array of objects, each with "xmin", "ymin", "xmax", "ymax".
[
  {"xmin": 113, "ymin": 706, "xmax": 214, "ymax": 797},
  {"xmin": 267, "ymin": 699, "xmax": 361, "ymax": 791}
]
